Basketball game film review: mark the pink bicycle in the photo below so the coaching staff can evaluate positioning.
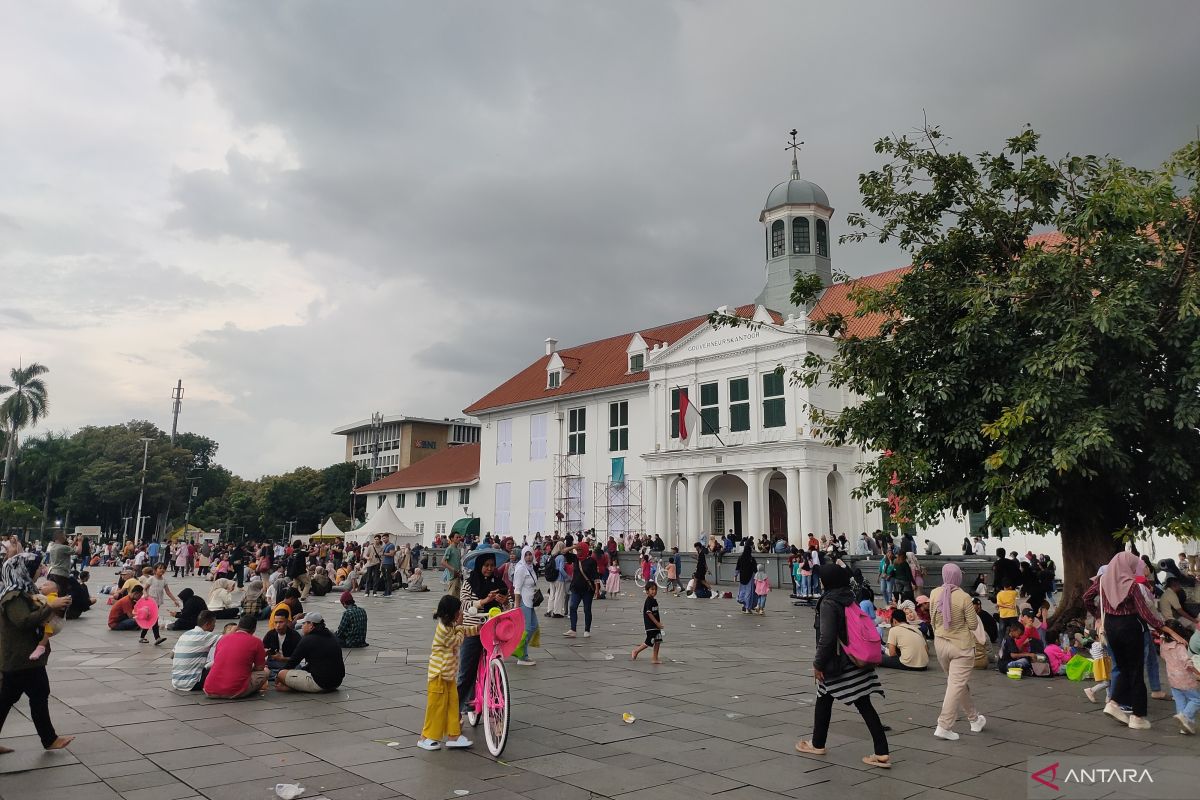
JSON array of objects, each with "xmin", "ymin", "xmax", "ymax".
[{"xmin": 466, "ymin": 608, "xmax": 524, "ymax": 756}]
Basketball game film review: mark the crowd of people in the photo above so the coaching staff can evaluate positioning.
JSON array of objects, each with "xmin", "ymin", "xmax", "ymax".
[{"xmin": 1, "ymin": 527, "xmax": 1198, "ymax": 764}]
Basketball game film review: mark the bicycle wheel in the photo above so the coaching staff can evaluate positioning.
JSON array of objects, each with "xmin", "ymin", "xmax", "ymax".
[
  {"xmin": 482, "ymin": 657, "xmax": 510, "ymax": 757},
  {"xmin": 655, "ymin": 568, "xmax": 669, "ymax": 589},
  {"xmin": 633, "ymin": 572, "xmax": 646, "ymax": 589}
]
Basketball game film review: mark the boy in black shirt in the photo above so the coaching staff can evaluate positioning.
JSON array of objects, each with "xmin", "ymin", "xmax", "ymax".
[{"xmin": 631, "ymin": 583, "xmax": 663, "ymax": 664}]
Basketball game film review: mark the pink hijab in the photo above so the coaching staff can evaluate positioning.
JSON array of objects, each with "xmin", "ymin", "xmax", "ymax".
[
  {"xmin": 939, "ymin": 563, "xmax": 962, "ymax": 630},
  {"xmin": 1099, "ymin": 551, "xmax": 1143, "ymax": 607}
]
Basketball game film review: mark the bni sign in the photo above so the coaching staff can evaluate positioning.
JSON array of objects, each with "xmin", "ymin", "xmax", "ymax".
[{"xmin": 1028, "ymin": 756, "xmax": 1195, "ymax": 799}]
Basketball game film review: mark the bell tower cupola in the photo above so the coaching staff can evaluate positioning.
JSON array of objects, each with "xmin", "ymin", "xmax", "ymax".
[{"xmin": 755, "ymin": 130, "xmax": 833, "ymax": 315}]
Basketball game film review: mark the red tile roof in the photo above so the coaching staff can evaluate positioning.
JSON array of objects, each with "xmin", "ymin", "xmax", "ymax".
[
  {"xmin": 810, "ymin": 231, "xmax": 1067, "ymax": 339},
  {"xmin": 464, "ymin": 304, "xmax": 772, "ymax": 415},
  {"xmin": 355, "ymin": 443, "xmax": 480, "ymax": 493}
]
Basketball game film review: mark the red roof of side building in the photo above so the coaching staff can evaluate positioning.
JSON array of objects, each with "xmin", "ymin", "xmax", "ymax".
[
  {"xmin": 356, "ymin": 443, "xmax": 480, "ymax": 494},
  {"xmin": 810, "ymin": 231, "xmax": 1068, "ymax": 339},
  {"xmin": 464, "ymin": 304, "xmax": 778, "ymax": 415}
]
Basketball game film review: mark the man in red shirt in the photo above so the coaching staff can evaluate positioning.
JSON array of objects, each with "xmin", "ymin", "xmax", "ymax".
[
  {"xmin": 203, "ymin": 615, "xmax": 268, "ymax": 700},
  {"xmin": 108, "ymin": 584, "xmax": 144, "ymax": 631}
]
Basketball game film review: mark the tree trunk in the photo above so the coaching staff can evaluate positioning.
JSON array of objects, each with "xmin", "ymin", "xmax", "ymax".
[
  {"xmin": 1049, "ymin": 519, "xmax": 1123, "ymax": 631},
  {"xmin": 40, "ymin": 476, "xmax": 52, "ymax": 536},
  {"xmin": 0, "ymin": 428, "xmax": 14, "ymax": 501}
]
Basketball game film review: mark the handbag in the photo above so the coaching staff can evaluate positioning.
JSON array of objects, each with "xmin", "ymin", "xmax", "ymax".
[
  {"xmin": 1030, "ymin": 660, "xmax": 1052, "ymax": 677},
  {"xmin": 532, "ymin": 588, "xmax": 544, "ymax": 607}
]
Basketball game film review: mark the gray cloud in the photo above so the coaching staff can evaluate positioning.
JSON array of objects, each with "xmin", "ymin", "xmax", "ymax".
[{"xmin": 7, "ymin": 1, "xmax": 1200, "ymax": 476}]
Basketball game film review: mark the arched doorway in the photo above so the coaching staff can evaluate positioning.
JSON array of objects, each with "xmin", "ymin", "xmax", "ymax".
[
  {"xmin": 769, "ymin": 489, "xmax": 787, "ymax": 538},
  {"xmin": 705, "ymin": 473, "xmax": 748, "ymax": 540}
]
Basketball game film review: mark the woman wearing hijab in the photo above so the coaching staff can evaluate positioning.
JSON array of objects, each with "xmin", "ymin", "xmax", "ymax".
[
  {"xmin": 795, "ymin": 563, "xmax": 889, "ymax": 768},
  {"xmin": 1084, "ymin": 551, "xmax": 1164, "ymax": 729},
  {"xmin": 458, "ymin": 552, "xmax": 509, "ymax": 722},
  {"xmin": 240, "ymin": 578, "xmax": 268, "ymax": 619},
  {"xmin": 690, "ymin": 542, "xmax": 714, "ymax": 599},
  {"xmin": 511, "ymin": 546, "xmax": 541, "ymax": 666},
  {"xmin": 169, "ymin": 588, "xmax": 209, "ymax": 631},
  {"xmin": 0, "ymin": 539, "xmax": 74, "ymax": 751},
  {"xmin": 736, "ymin": 541, "xmax": 758, "ymax": 614},
  {"xmin": 565, "ymin": 542, "xmax": 598, "ymax": 637},
  {"xmin": 206, "ymin": 578, "xmax": 241, "ymax": 619},
  {"xmin": 929, "ymin": 563, "xmax": 985, "ymax": 740}
]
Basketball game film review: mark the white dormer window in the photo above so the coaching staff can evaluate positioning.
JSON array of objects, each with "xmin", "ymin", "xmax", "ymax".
[
  {"xmin": 625, "ymin": 333, "xmax": 648, "ymax": 375},
  {"xmin": 548, "ymin": 370, "xmax": 561, "ymax": 389},
  {"xmin": 629, "ymin": 353, "xmax": 644, "ymax": 373}
]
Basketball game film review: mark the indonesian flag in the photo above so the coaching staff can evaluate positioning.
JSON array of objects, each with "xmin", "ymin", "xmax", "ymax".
[{"xmin": 678, "ymin": 392, "xmax": 702, "ymax": 440}]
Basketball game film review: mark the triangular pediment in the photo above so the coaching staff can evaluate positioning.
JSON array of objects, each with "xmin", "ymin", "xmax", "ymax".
[{"xmin": 650, "ymin": 307, "xmax": 795, "ymax": 365}]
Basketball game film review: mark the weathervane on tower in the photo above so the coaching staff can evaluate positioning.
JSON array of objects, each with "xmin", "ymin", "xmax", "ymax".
[{"xmin": 786, "ymin": 128, "xmax": 804, "ymax": 179}]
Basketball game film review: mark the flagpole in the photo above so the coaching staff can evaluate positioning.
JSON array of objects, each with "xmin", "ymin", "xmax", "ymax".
[{"xmin": 673, "ymin": 384, "xmax": 728, "ymax": 447}]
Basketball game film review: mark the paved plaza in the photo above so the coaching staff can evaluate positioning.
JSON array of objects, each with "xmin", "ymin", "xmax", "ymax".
[{"xmin": 0, "ymin": 574, "xmax": 1195, "ymax": 800}]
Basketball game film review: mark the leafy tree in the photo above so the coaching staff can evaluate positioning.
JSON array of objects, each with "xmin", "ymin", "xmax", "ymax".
[
  {"xmin": 0, "ymin": 362, "xmax": 50, "ymax": 500},
  {"xmin": 793, "ymin": 124, "xmax": 1200, "ymax": 619},
  {"xmin": 12, "ymin": 431, "xmax": 75, "ymax": 536},
  {"xmin": 0, "ymin": 499, "xmax": 43, "ymax": 536}
]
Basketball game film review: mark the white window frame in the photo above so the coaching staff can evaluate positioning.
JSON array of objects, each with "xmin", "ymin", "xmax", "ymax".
[
  {"xmin": 494, "ymin": 482, "xmax": 512, "ymax": 536},
  {"xmin": 568, "ymin": 407, "xmax": 586, "ymax": 455},
  {"xmin": 416, "ymin": 491, "xmax": 427, "ymax": 508},
  {"xmin": 458, "ymin": 487, "xmax": 471, "ymax": 505},
  {"xmin": 436, "ymin": 489, "xmax": 448, "ymax": 506},
  {"xmin": 396, "ymin": 493, "xmax": 406, "ymax": 508},
  {"xmin": 527, "ymin": 480, "xmax": 546, "ymax": 536},
  {"xmin": 608, "ymin": 400, "xmax": 629, "ymax": 452},
  {"xmin": 547, "ymin": 370, "xmax": 561, "ymax": 389}
]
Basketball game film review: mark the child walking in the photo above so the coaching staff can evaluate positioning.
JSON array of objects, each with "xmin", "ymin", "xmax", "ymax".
[
  {"xmin": 1160, "ymin": 620, "xmax": 1200, "ymax": 734},
  {"xmin": 631, "ymin": 583, "xmax": 663, "ymax": 664},
  {"xmin": 1083, "ymin": 633, "xmax": 1112, "ymax": 703},
  {"xmin": 753, "ymin": 565, "xmax": 770, "ymax": 615},
  {"xmin": 418, "ymin": 595, "xmax": 477, "ymax": 751}
]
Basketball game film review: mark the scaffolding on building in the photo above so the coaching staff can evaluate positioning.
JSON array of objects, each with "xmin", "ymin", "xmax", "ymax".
[
  {"xmin": 554, "ymin": 454, "xmax": 585, "ymax": 535},
  {"xmin": 594, "ymin": 479, "xmax": 645, "ymax": 543}
]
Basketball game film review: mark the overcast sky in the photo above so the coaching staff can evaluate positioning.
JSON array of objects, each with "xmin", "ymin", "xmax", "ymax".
[{"xmin": 3, "ymin": 1, "xmax": 1199, "ymax": 478}]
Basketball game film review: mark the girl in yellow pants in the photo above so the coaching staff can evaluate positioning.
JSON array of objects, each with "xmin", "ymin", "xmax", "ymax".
[{"xmin": 418, "ymin": 595, "xmax": 479, "ymax": 750}]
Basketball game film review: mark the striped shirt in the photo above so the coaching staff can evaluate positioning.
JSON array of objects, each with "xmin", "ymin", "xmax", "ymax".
[
  {"xmin": 427, "ymin": 622, "xmax": 479, "ymax": 681},
  {"xmin": 171, "ymin": 628, "xmax": 221, "ymax": 690}
]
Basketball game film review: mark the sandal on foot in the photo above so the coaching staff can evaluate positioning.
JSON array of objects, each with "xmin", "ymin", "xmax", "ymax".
[
  {"xmin": 863, "ymin": 755, "xmax": 891, "ymax": 769},
  {"xmin": 0, "ymin": 746, "xmax": 13, "ymax": 754},
  {"xmin": 795, "ymin": 740, "xmax": 826, "ymax": 755}
]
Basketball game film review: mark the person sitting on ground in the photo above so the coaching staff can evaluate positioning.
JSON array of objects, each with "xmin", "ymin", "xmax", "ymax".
[
  {"xmin": 170, "ymin": 610, "xmax": 220, "ymax": 691},
  {"xmin": 206, "ymin": 578, "xmax": 241, "ymax": 619},
  {"xmin": 203, "ymin": 614, "xmax": 268, "ymax": 699},
  {"xmin": 1158, "ymin": 576, "xmax": 1198, "ymax": 630},
  {"xmin": 271, "ymin": 588, "xmax": 304, "ymax": 624},
  {"xmin": 913, "ymin": 595, "xmax": 933, "ymax": 639},
  {"xmin": 65, "ymin": 571, "xmax": 97, "ymax": 620},
  {"xmin": 169, "ymin": 587, "xmax": 208, "ymax": 631},
  {"xmin": 310, "ymin": 566, "xmax": 333, "ymax": 597},
  {"xmin": 998, "ymin": 619, "xmax": 1045, "ymax": 674},
  {"xmin": 262, "ymin": 610, "xmax": 301, "ymax": 677},
  {"xmin": 334, "ymin": 592, "xmax": 368, "ymax": 648},
  {"xmin": 240, "ymin": 578, "xmax": 268, "ymax": 620},
  {"xmin": 1015, "ymin": 609, "xmax": 1044, "ymax": 650},
  {"xmin": 107, "ymin": 584, "xmax": 145, "ymax": 631},
  {"xmin": 276, "ymin": 612, "xmax": 346, "ymax": 693},
  {"xmin": 405, "ymin": 567, "xmax": 429, "ymax": 592},
  {"xmin": 880, "ymin": 608, "xmax": 929, "ymax": 670},
  {"xmin": 971, "ymin": 597, "xmax": 999, "ymax": 643}
]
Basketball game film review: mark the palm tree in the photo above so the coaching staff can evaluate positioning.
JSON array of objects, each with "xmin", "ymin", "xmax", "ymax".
[{"xmin": 0, "ymin": 362, "xmax": 50, "ymax": 501}]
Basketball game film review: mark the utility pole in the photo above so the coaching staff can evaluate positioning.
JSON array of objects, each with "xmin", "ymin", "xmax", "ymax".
[
  {"xmin": 182, "ymin": 476, "xmax": 200, "ymax": 540},
  {"xmin": 133, "ymin": 438, "xmax": 152, "ymax": 543},
  {"xmin": 170, "ymin": 380, "xmax": 184, "ymax": 445},
  {"xmin": 370, "ymin": 411, "xmax": 383, "ymax": 481}
]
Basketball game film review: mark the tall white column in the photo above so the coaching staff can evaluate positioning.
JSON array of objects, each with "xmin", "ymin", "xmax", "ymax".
[
  {"xmin": 655, "ymin": 476, "xmax": 669, "ymax": 547},
  {"xmin": 644, "ymin": 475, "xmax": 657, "ymax": 541},
  {"xmin": 786, "ymin": 467, "xmax": 803, "ymax": 546},
  {"xmin": 813, "ymin": 469, "xmax": 830, "ymax": 538},
  {"xmin": 799, "ymin": 467, "xmax": 820, "ymax": 544},
  {"xmin": 743, "ymin": 469, "xmax": 761, "ymax": 542},
  {"xmin": 686, "ymin": 473, "xmax": 701, "ymax": 547}
]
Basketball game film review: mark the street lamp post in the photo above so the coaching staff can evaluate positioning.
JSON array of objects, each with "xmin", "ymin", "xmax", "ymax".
[{"xmin": 133, "ymin": 437, "xmax": 152, "ymax": 544}]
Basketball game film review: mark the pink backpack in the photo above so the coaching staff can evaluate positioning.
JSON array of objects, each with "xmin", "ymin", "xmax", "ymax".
[{"xmin": 841, "ymin": 603, "xmax": 883, "ymax": 667}]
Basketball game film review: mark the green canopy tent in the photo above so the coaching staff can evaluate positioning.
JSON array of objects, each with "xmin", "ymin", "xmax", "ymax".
[{"xmin": 451, "ymin": 517, "xmax": 480, "ymax": 538}]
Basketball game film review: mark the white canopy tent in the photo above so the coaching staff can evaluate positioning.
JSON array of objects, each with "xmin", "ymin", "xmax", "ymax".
[
  {"xmin": 346, "ymin": 501, "xmax": 421, "ymax": 546},
  {"xmin": 309, "ymin": 516, "xmax": 345, "ymax": 541}
]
